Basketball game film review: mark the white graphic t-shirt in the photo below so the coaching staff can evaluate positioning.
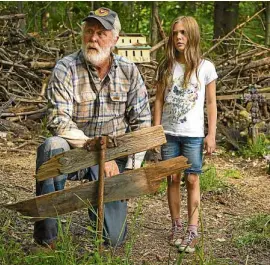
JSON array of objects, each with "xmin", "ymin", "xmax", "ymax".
[{"xmin": 161, "ymin": 59, "xmax": 218, "ymax": 137}]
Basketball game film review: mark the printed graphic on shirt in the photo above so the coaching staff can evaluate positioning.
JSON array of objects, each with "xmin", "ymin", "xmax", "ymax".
[{"xmin": 165, "ymin": 74, "xmax": 199, "ymax": 125}]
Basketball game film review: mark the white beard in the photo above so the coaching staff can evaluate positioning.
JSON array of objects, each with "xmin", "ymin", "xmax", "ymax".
[{"xmin": 82, "ymin": 42, "xmax": 112, "ymax": 66}]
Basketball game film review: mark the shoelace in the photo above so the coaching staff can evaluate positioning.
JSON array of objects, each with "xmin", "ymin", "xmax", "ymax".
[
  {"xmin": 170, "ymin": 224, "xmax": 182, "ymax": 238},
  {"xmin": 183, "ymin": 231, "xmax": 197, "ymax": 245}
]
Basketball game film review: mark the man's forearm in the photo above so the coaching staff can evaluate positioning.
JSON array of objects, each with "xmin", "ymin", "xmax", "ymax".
[{"xmin": 58, "ymin": 129, "xmax": 90, "ymax": 148}]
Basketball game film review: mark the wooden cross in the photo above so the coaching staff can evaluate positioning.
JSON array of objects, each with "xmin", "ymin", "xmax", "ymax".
[{"xmin": 4, "ymin": 126, "xmax": 190, "ymax": 251}]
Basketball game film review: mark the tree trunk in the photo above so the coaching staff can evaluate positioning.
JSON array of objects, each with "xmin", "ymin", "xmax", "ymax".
[
  {"xmin": 93, "ymin": 1, "xmax": 101, "ymax": 10},
  {"xmin": 17, "ymin": 1, "xmax": 26, "ymax": 32},
  {"xmin": 266, "ymin": 2, "xmax": 270, "ymax": 46},
  {"xmin": 41, "ymin": 10, "xmax": 49, "ymax": 34},
  {"xmin": 151, "ymin": 2, "xmax": 159, "ymax": 60},
  {"xmin": 214, "ymin": 1, "xmax": 239, "ymax": 39}
]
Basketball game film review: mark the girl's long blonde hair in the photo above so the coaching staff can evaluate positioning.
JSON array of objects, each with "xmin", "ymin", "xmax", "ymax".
[{"xmin": 156, "ymin": 16, "xmax": 201, "ymax": 94}]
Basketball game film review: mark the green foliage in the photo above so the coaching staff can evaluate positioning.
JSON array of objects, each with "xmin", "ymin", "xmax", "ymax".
[
  {"xmin": 239, "ymin": 135, "xmax": 269, "ymax": 158},
  {"xmin": 158, "ymin": 164, "xmax": 228, "ymax": 195},
  {"xmin": 40, "ymin": 117, "xmax": 52, "ymax": 138},
  {"xmin": 223, "ymin": 168, "xmax": 242, "ymax": 179},
  {"xmin": 0, "ymin": 1, "xmax": 267, "ymax": 55},
  {"xmin": 200, "ymin": 164, "xmax": 226, "ymax": 192},
  {"xmin": 238, "ymin": 1, "xmax": 265, "ymax": 45},
  {"xmin": 157, "ymin": 179, "xmax": 167, "ymax": 195},
  {"xmin": 0, "ymin": 199, "xmax": 145, "ymax": 265},
  {"xmin": 233, "ymin": 214, "xmax": 270, "ymax": 248}
]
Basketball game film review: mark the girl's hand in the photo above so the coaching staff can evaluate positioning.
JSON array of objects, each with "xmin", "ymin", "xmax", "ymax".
[{"xmin": 204, "ymin": 135, "xmax": 216, "ymax": 155}]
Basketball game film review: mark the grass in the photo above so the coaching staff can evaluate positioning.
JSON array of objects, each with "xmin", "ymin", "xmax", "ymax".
[
  {"xmin": 2, "ymin": 204, "xmax": 267, "ymax": 265},
  {"xmin": 233, "ymin": 214, "xmax": 270, "ymax": 249},
  {"xmin": 222, "ymin": 168, "xmax": 242, "ymax": 179},
  {"xmin": 200, "ymin": 164, "xmax": 227, "ymax": 193},
  {"xmin": 0, "ymin": 197, "xmax": 146, "ymax": 265},
  {"xmin": 239, "ymin": 135, "xmax": 269, "ymax": 159},
  {"xmin": 157, "ymin": 164, "xmax": 227, "ymax": 195},
  {"xmin": 175, "ymin": 210, "xmax": 237, "ymax": 265},
  {"xmin": 0, "ymin": 164, "xmax": 266, "ymax": 265},
  {"xmin": 39, "ymin": 117, "xmax": 52, "ymax": 138},
  {"xmin": 157, "ymin": 178, "xmax": 167, "ymax": 195}
]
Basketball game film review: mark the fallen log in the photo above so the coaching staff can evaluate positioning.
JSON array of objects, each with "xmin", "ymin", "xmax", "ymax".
[
  {"xmin": 216, "ymin": 93, "xmax": 270, "ymax": 100},
  {"xmin": 36, "ymin": 125, "xmax": 166, "ymax": 181},
  {"xmin": 0, "ymin": 14, "xmax": 25, "ymax": 20},
  {"xmin": 4, "ymin": 156, "xmax": 189, "ymax": 218},
  {"xmin": 0, "ymin": 118, "xmax": 30, "ymax": 138},
  {"xmin": 28, "ymin": 61, "xmax": 56, "ymax": 69},
  {"xmin": 218, "ymin": 57, "xmax": 270, "ymax": 77}
]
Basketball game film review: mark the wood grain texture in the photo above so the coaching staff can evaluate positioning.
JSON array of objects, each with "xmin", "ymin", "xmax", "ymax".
[
  {"xmin": 36, "ymin": 125, "xmax": 167, "ymax": 181},
  {"xmin": 5, "ymin": 156, "xmax": 190, "ymax": 218}
]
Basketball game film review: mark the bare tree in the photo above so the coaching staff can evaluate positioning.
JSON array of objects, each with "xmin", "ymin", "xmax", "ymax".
[
  {"xmin": 151, "ymin": 2, "xmax": 159, "ymax": 60},
  {"xmin": 266, "ymin": 2, "xmax": 270, "ymax": 46}
]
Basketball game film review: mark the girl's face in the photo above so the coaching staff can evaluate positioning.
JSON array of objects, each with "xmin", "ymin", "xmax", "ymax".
[{"xmin": 173, "ymin": 21, "xmax": 188, "ymax": 53}]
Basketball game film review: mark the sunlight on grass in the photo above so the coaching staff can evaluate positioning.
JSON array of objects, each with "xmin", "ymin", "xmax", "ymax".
[
  {"xmin": 233, "ymin": 214, "xmax": 270, "ymax": 249},
  {"xmin": 0, "ymin": 201, "xmax": 145, "ymax": 265},
  {"xmin": 240, "ymin": 135, "xmax": 269, "ymax": 159},
  {"xmin": 157, "ymin": 179, "xmax": 167, "ymax": 195},
  {"xmin": 223, "ymin": 168, "xmax": 242, "ymax": 179},
  {"xmin": 200, "ymin": 164, "xmax": 226, "ymax": 192}
]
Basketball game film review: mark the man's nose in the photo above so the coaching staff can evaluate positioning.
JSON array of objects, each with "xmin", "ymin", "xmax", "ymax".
[{"xmin": 89, "ymin": 32, "xmax": 98, "ymax": 42}]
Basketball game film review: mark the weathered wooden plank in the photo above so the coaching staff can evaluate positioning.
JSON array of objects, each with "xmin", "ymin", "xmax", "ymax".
[
  {"xmin": 5, "ymin": 156, "xmax": 189, "ymax": 218},
  {"xmin": 36, "ymin": 125, "xmax": 166, "ymax": 181}
]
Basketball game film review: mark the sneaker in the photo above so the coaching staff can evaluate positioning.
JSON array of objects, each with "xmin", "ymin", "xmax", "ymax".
[
  {"xmin": 168, "ymin": 224, "xmax": 183, "ymax": 246},
  {"xmin": 178, "ymin": 230, "xmax": 198, "ymax": 253}
]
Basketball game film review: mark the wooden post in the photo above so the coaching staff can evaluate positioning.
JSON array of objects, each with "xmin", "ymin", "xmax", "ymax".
[{"xmin": 97, "ymin": 136, "xmax": 107, "ymax": 252}]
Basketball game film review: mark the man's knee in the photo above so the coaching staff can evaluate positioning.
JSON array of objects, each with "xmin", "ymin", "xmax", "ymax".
[
  {"xmin": 43, "ymin": 136, "xmax": 70, "ymax": 152},
  {"xmin": 36, "ymin": 136, "xmax": 70, "ymax": 169}
]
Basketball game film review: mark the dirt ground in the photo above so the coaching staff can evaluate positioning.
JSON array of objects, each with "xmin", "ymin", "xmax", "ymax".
[{"xmin": 0, "ymin": 142, "xmax": 269, "ymax": 265}]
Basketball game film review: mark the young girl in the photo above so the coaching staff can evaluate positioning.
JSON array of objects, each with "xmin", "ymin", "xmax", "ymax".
[{"xmin": 154, "ymin": 16, "xmax": 217, "ymax": 253}]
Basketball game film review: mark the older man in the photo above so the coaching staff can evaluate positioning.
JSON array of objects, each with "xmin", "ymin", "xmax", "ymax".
[{"xmin": 34, "ymin": 7, "xmax": 151, "ymax": 248}]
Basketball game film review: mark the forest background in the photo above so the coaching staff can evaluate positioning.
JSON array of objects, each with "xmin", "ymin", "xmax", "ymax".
[
  {"xmin": 1, "ymin": 1, "xmax": 269, "ymax": 54},
  {"xmin": 0, "ymin": 1, "xmax": 269, "ymax": 265}
]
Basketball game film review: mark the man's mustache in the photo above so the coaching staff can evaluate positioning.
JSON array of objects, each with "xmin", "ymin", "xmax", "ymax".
[{"xmin": 86, "ymin": 43, "xmax": 100, "ymax": 52}]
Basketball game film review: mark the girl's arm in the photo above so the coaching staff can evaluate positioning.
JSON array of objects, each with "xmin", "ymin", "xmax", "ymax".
[
  {"xmin": 153, "ymin": 84, "xmax": 165, "ymax": 126},
  {"xmin": 204, "ymin": 80, "xmax": 217, "ymax": 154}
]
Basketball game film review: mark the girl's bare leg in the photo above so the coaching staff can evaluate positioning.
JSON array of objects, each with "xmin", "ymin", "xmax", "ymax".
[{"xmin": 186, "ymin": 173, "xmax": 200, "ymax": 226}]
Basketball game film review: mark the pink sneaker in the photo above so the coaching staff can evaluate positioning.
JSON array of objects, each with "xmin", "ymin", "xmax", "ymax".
[
  {"xmin": 168, "ymin": 224, "xmax": 183, "ymax": 246},
  {"xmin": 178, "ymin": 230, "xmax": 198, "ymax": 253}
]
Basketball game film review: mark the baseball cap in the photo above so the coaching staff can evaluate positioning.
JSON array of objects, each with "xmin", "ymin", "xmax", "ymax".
[{"xmin": 82, "ymin": 7, "xmax": 118, "ymax": 30}]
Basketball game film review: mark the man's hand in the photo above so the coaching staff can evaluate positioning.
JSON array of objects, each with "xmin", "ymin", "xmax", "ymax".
[
  {"xmin": 153, "ymin": 146, "xmax": 161, "ymax": 154},
  {"xmin": 104, "ymin": 160, "xmax": 119, "ymax": 178},
  {"xmin": 204, "ymin": 135, "xmax": 216, "ymax": 155}
]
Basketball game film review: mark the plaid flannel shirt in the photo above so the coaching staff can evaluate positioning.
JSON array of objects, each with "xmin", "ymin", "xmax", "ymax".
[{"xmin": 47, "ymin": 51, "xmax": 151, "ymax": 163}]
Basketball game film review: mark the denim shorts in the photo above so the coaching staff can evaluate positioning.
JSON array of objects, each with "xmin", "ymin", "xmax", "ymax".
[{"xmin": 161, "ymin": 134, "xmax": 204, "ymax": 175}]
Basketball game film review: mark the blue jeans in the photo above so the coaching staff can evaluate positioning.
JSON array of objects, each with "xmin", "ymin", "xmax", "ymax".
[
  {"xmin": 34, "ymin": 136, "xmax": 127, "ymax": 247},
  {"xmin": 161, "ymin": 135, "xmax": 204, "ymax": 175}
]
